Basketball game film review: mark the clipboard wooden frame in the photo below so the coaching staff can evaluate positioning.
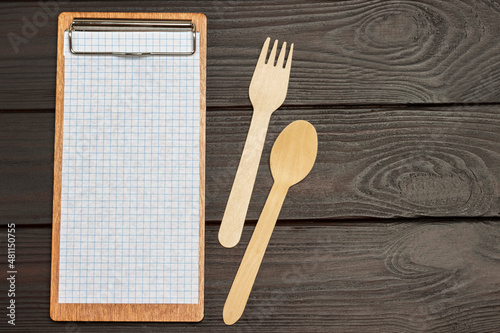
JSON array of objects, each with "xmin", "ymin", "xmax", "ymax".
[{"xmin": 50, "ymin": 12, "xmax": 206, "ymax": 322}]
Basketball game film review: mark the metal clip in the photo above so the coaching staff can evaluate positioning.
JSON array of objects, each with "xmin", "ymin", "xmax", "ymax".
[{"xmin": 68, "ymin": 18, "xmax": 196, "ymax": 56}]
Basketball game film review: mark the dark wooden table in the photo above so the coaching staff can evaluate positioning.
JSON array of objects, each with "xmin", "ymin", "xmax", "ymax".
[{"xmin": 2, "ymin": 1, "xmax": 500, "ymax": 332}]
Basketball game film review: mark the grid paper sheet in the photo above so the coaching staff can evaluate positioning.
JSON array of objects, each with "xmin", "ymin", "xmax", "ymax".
[{"xmin": 59, "ymin": 30, "xmax": 200, "ymax": 304}]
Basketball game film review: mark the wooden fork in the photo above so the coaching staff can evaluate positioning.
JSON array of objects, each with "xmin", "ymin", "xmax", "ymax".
[{"xmin": 219, "ymin": 37, "xmax": 294, "ymax": 248}]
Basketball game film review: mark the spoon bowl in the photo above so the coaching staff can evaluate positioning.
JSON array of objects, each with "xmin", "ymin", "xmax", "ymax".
[{"xmin": 270, "ymin": 120, "xmax": 318, "ymax": 186}]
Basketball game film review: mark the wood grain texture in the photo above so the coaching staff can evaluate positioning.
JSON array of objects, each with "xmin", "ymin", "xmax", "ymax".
[
  {"xmin": 2, "ymin": 223, "xmax": 500, "ymax": 332},
  {"xmin": 2, "ymin": 0, "xmax": 500, "ymax": 110},
  {"xmin": 2, "ymin": 1, "xmax": 500, "ymax": 332},
  {"xmin": 207, "ymin": 105, "xmax": 500, "ymax": 220},
  {"xmin": 0, "ymin": 112, "xmax": 54, "ymax": 225},
  {"xmin": 49, "ymin": 12, "xmax": 206, "ymax": 322},
  {"xmin": 3, "ymin": 104, "xmax": 500, "ymax": 226}
]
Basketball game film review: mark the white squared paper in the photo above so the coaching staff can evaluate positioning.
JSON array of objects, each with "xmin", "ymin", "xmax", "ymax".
[{"xmin": 58, "ymin": 30, "xmax": 200, "ymax": 304}]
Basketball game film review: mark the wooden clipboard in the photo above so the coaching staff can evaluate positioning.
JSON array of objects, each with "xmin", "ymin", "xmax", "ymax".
[{"xmin": 50, "ymin": 12, "xmax": 206, "ymax": 322}]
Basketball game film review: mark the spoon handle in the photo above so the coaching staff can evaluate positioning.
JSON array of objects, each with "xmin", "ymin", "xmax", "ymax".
[
  {"xmin": 219, "ymin": 111, "xmax": 271, "ymax": 248},
  {"xmin": 223, "ymin": 182, "xmax": 288, "ymax": 325}
]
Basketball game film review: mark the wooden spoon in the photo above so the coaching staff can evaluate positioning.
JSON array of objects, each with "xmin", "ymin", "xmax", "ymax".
[{"xmin": 223, "ymin": 120, "xmax": 318, "ymax": 325}]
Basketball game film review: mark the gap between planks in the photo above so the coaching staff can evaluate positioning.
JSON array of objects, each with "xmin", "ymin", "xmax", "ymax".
[{"xmin": 3, "ymin": 102, "xmax": 500, "ymax": 113}]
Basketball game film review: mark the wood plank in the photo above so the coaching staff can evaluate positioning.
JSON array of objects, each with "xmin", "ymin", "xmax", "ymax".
[
  {"xmin": 211, "ymin": 105, "xmax": 500, "ymax": 220},
  {"xmin": 0, "ymin": 112, "xmax": 54, "ymax": 225},
  {"xmin": 3, "ymin": 105, "xmax": 500, "ymax": 225},
  {"xmin": 3, "ymin": 222, "xmax": 500, "ymax": 331},
  {"xmin": 2, "ymin": 0, "xmax": 500, "ymax": 110}
]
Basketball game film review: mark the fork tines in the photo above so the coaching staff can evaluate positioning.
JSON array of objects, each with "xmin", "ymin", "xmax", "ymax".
[{"xmin": 258, "ymin": 37, "xmax": 293, "ymax": 70}]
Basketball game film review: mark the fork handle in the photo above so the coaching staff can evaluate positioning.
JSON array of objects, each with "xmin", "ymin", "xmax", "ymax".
[{"xmin": 219, "ymin": 111, "xmax": 271, "ymax": 248}]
